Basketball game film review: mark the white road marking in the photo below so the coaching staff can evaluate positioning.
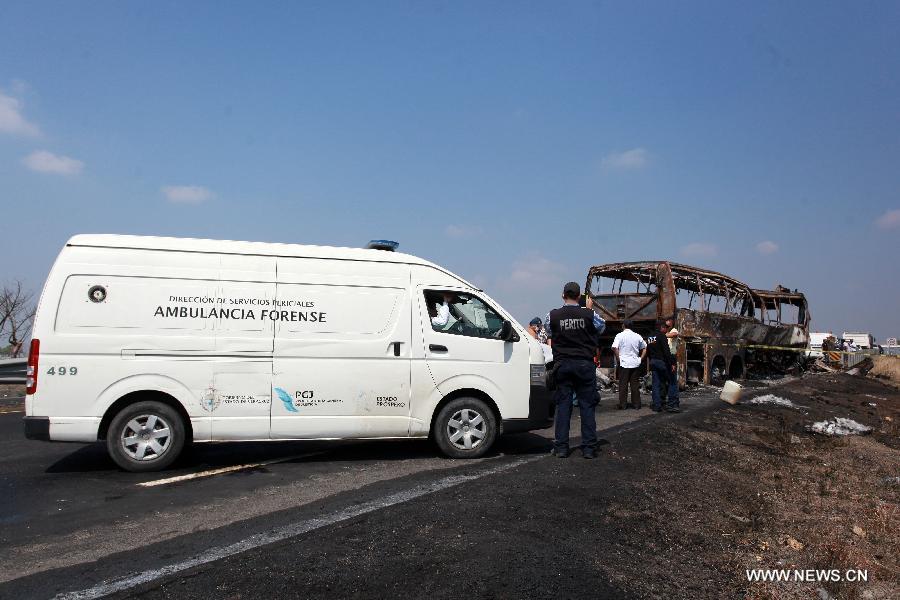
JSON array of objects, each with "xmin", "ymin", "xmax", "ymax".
[
  {"xmin": 137, "ymin": 451, "xmax": 329, "ymax": 487},
  {"xmin": 56, "ymin": 454, "xmax": 541, "ymax": 600}
]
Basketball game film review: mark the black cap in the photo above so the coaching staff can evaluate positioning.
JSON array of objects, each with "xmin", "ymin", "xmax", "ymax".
[
  {"xmin": 563, "ymin": 281, "xmax": 580, "ymax": 298},
  {"xmin": 529, "ymin": 317, "xmax": 542, "ymax": 326}
]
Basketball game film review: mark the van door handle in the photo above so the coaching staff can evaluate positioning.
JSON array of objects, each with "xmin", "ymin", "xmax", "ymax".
[
  {"xmin": 429, "ymin": 344, "xmax": 448, "ymax": 352},
  {"xmin": 393, "ymin": 342, "xmax": 401, "ymax": 357}
]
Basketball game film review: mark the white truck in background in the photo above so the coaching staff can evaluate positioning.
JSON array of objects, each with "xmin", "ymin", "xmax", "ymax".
[{"xmin": 842, "ymin": 332, "xmax": 875, "ymax": 349}]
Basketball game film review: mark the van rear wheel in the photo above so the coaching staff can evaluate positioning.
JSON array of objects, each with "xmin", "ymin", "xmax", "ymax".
[
  {"xmin": 433, "ymin": 397, "xmax": 497, "ymax": 459},
  {"xmin": 106, "ymin": 401, "xmax": 185, "ymax": 472}
]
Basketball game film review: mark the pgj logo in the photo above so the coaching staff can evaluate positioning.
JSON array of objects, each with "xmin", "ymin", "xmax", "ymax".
[
  {"xmin": 200, "ymin": 388, "xmax": 220, "ymax": 412},
  {"xmin": 275, "ymin": 387, "xmax": 298, "ymax": 413}
]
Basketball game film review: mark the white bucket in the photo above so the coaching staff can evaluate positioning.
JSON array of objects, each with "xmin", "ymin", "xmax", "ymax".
[{"xmin": 720, "ymin": 380, "xmax": 743, "ymax": 405}]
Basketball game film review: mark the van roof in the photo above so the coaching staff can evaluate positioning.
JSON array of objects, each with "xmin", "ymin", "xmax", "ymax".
[{"xmin": 66, "ymin": 233, "xmax": 451, "ymax": 272}]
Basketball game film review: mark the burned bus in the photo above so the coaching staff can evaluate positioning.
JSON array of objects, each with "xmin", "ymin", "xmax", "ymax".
[{"xmin": 585, "ymin": 262, "xmax": 810, "ymax": 386}]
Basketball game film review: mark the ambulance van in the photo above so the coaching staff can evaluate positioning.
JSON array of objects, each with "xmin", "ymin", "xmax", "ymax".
[{"xmin": 24, "ymin": 235, "xmax": 552, "ymax": 471}]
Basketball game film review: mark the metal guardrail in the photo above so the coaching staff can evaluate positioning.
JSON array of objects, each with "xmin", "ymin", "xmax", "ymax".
[
  {"xmin": 0, "ymin": 358, "xmax": 27, "ymax": 383},
  {"xmin": 842, "ymin": 349, "xmax": 879, "ymax": 369}
]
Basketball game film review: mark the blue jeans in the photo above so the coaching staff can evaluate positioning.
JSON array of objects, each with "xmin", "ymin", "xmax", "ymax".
[
  {"xmin": 554, "ymin": 359, "xmax": 598, "ymax": 452},
  {"xmin": 650, "ymin": 359, "xmax": 672, "ymax": 410},
  {"xmin": 667, "ymin": 368, "xmax": 680, "ymax": 407}
]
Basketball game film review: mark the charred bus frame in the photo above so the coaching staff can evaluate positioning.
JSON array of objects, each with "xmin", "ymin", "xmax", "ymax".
[{"xmin": 585, "ymin": 262, "xmax": 810, "ymax": 386}]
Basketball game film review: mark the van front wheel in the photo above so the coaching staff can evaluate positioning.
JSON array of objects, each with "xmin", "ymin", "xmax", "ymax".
[
  {"xmin": 106, "ymin": 401, "xmax": 186, "ymax": 472},
  {"xmin": 433, "ymin": 397, "xmax": 497, "ymax": 459}
]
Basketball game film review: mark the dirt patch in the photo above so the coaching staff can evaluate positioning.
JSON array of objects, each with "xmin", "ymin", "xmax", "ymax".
[
  {"xmin": 0, "ymin": 384, "xmax": 24, "ymax": 411},
  {"xmin": 560, "ymin": 372, "xmax": 900, "ymax": 598},
  {"xmin": 649, "ymin": 373, "xmax": 900, "ymax": 599},
  {"xmin": 0, "ymin": 383, "xmax": 24, "ymax": 397},
  {"xmin": 532, "ymin": 372, "xmax": 900, "ymax": 599},
  {"xmin": 740, "ymin": 373, "xmax": 899, "ymax": 449},
  {"xmin": 869, "ymin": 356, "xmax": 900, "ymax": 388}
]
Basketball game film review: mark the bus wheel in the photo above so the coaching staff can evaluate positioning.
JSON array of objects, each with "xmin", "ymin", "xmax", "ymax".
[
  {"xmin": 106, "ymin": 401, "xmax": 186, "ymax": 472},
  {"xmin": 433, "ymin": 397, "xmax": 497, "ymax": 459}
]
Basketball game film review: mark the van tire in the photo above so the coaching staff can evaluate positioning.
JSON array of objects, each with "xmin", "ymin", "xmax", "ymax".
[
  {"xmin": 106, "ymin": 401, "xmax": 186, "ymax": 472},
  {"xmin": 433, "ymin": 397, "xmax": 497, "ymax": 459}
]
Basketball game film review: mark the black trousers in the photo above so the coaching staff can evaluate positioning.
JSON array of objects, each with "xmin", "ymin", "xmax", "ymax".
[
  {"xmin": 617, "ymin": 366, "xmax": 642, "ymax": 408},
  {"xmin": 553, "ymin": 359, "xmax": 598, "ymax": 451}
]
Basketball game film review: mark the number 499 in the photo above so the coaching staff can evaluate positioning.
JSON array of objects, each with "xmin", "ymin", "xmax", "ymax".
[{"xmin": 47, "ymin": 367, "xmax": 78, "ymax": 376}]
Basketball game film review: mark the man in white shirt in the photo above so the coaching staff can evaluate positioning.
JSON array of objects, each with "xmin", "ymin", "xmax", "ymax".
[
  {"xmin": 431, "ymin": 293, "xmax": 454, "ymax": 328},
  {"xmin": 526, "ymin": 317, "xmax": 553, "ymax": 363},
  {"xmin": 612, "ymin": 319, "xmax": 647, "ymax": 409},
  {"xmin": 664, "ymin": 316, "xmax": 680, "ymax": 407}
]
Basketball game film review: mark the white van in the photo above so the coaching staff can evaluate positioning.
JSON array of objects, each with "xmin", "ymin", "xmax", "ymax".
[{"xmin": 23, "ymin": 235, "xmax": 552, "ymax": 471}]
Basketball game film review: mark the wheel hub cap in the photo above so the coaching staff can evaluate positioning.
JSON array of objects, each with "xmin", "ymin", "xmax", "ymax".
[
  {"xmin": 447, "ymin": 408, "xmax": 486, "ymax": 451},
  {"xmin": 121, "ymin": 414, "xmax": 172, "ymax": 462}
]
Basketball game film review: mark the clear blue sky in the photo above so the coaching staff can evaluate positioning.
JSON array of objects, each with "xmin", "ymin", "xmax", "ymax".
[{"xmin": 1, "ymin": 1, "xmax": 898, "ymax": 340}]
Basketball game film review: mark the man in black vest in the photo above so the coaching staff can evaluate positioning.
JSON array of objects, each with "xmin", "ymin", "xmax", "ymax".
[
  {"xmin": 547, "ymin": 281, "xmax": 605, "ymax": 458},
  {"xmin": 646, "ymin": 320, "xmax": 679, "ymax": 413}
]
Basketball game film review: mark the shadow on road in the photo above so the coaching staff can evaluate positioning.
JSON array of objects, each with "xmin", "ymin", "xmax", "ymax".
[
  {"xmin": 44, "ymin": 431, "xmax": 553, "ymax": 475},
  {"xmin": 44, "ymin": 444, "xmax": 116, "ymax": 473}
]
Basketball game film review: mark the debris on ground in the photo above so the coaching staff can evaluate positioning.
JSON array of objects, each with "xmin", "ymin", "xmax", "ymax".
[
  {"xmin": 749, "ymin": 394, "xmax": 805, "ymax": 409},
  {"xmin": 845, "ymin": 356, "xmax": 874, "ymax": 376},
  {"xmin": 785, "ymin": 536, "xmax": 804, "ymax": 550},
  {"xmin": 811, "ymin": 358, "xmax": 839, "ymax": 372},
  {"xmin": 595, "ymin": 368, "xmax": 613, "ymax": 389},
  {"xmin": 809, "ymin": 417, "xmax": 873, "ymax": 436},
  {"xmin": 720, "ymin": 380, "xmax": 742, "ymax": 404}
]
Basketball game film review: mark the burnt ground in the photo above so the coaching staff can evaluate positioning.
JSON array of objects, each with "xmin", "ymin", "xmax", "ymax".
[
  {"xmin": 0, "ymin": 383, "xmax": 24, "ymax": 407},
  {"xmin": 99, "ymin": 372, "xmax": 899, "ymax": 600}
]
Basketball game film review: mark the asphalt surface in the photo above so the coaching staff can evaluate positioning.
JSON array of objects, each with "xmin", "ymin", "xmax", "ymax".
[{"xmin": 0, "ymin": 388, "xmax": 721, "ymax": 599}]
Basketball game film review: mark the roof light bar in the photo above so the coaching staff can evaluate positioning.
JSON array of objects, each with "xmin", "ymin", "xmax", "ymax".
[{"xmin": 366, "ymin": 240, "xmax": 399, "ymax": 251}]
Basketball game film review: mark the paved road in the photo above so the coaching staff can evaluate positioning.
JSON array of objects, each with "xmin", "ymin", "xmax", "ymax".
[{"xmin": 0, "ymin": 389, "xmax": 720, "ymax": 599}]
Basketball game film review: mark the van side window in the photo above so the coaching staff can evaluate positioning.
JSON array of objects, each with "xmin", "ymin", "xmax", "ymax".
[{"xmin": 425, "ymin": 291, "xmax": 505, "ymax": 339}]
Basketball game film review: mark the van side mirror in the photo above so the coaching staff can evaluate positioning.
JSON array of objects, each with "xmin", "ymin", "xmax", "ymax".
[{"xmin": 499, "ymin": 320, "xmax": 516, "ymax": 342}]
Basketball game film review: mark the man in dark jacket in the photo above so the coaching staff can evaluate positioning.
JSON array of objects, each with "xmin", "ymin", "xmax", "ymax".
[
  {"xmin": 646, "ymin": 320, "xmax": 679, "ymax": 413},
  {"xmin": 547, "ymin": 281, "xmax": 606, "ymax": 458}
]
